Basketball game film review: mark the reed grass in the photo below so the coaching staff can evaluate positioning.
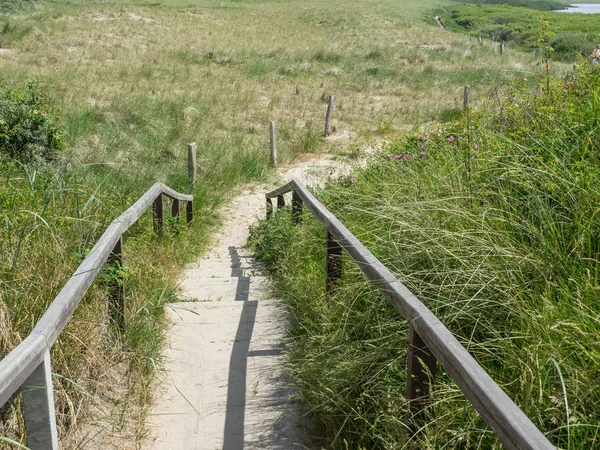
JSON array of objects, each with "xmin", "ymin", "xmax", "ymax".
[{"xmin": 250, "ymin": 61, "xmax": 600, "ymax": 449}]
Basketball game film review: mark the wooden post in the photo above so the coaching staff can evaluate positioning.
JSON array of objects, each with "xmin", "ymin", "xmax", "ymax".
[
  {"xmin": 277, "ymin": 194, "xmax": 285, "ymax": 209},
  {"xmin": 535, "ymin": 47, "xmax": 540, "ymax": 59},
  {"xmin": 266, "ymin": 197, "xmax": 273, "ymax": 220},
  {"xmin": 406, "ymin": 326, "xmax": 437, "ymax": 432},
  {"xmin": 22, "ymin": 350, "xmax": 59, "ymax": 450},
  {"xmin": 463, "ymin": 85, "xmax": 469, "ymax": 111},
  {"xmin": 186, "ymin": 200, "xmax": 193, "ymax": 226},
  {"xmin": 172, "ymin": 199, "xmax": 180, "ymax": 219},
  {"xmin": 469, "ymin": 35, "xmax": 472, "ymax": 43},
  {"xmin": 108, "ymin": 237, "xmax": 125, "ymax": 332},
  {"xmin": 292, "ymin": 191, "xmax": 302, "ymax": 225},
  {"xmin": 324, "ymin": 95, "xmax": 334, "ymax": 137},
  {"xmin": 270, "ymin": 121, "xmax": 277, "ymax": 166},
  {"xmin": 188, "ymin": 142, "xmax": 197, "ymax": 186},
  {"xmin": 500, "ymin": 41, "xmax": 504, "ymax": 55},
  {"xmin": 326, "ymin": 231, "xmax": 342, "ymax": 293},
  {"xmin": 478, "ymin": 35, "xmax": 482, "ymax": 44},
  {"xmin": 153, "ymin": 194, "xmax": 163, "ymax": 234}
]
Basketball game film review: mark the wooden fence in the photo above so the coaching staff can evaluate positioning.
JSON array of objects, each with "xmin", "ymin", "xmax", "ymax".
[
  {"xmin": 0, "ymin": 182, "xmax": 193, "ymax": 450},
  {"xmin": 266, "ymin": 178, "xmax": 555, "ymax": 450}
]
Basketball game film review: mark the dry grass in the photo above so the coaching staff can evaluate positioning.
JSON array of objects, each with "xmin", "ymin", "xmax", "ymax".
[{"xmin": 0, "ymin": 0, "xmax": 550, "ymax": 169}]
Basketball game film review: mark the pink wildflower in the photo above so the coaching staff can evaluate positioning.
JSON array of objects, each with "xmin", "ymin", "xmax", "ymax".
[
  {"xmin": 347, "ymin": 177, "xmax": 356, "ymax": 184},
  {"xmin": 403, "ymin": 155, "xmax": 410, "ymax": 162},
  {"xmin": 420, "ymin": 151, "xmax": 427, "ymax": 156},
  {"xmin": 418, "ymin": 135, "xmax": 424, "ymax": 141},
  {"xmin": 390, "ymin": 153, "xmax": 403, "ymax": 160},
  {"xmin": 448, "ymin": 136, "xmax": 455, "ymax": 142},
  {"xmin": 473, "ymin": 143, "xmax": 479, "ymax": 149}
]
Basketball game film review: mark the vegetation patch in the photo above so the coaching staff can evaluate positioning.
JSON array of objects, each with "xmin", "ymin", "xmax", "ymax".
[
  {"xmin": 251, "ymin": 62, "xmax": 600, "ymax": 448},
  {"xmin": 440, "ymin": 0, "xmax": 600, "ymax": 60},
  {"xmin": 0, "ymin": 82, "xmax": 64, "ymax": 162}
]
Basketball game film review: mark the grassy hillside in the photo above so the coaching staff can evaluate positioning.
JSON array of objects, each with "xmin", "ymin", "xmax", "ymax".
[
  {"xmin": 0, "ymin": 0, "xmax": 567, "ymax": 446},
  {"xmin": 251, "ymin": 62, "xmax": 600, "ymax": 448}
]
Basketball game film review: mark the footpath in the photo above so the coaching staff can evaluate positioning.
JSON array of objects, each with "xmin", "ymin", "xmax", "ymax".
[{"xmin": 143, "ymin": 155, "xmax": 351, "ymax": 449}]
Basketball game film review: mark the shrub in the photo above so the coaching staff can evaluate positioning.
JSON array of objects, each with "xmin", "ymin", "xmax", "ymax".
[
  {"xmin": 0, "ymin": 82, "xmax": 65, "ymax": 163},
  {"xmin": 549, "ymin": 32, "xmax": 595, "ymax": 61}
]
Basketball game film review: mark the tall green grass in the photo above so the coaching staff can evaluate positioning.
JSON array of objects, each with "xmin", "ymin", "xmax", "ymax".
[
  {"xmin": 0, "ymin": 87, "xmax": 272, "ymax": 446},
  {"xmin": 250, "ymin": 62, "xmax": 600, "ymax": 448}
]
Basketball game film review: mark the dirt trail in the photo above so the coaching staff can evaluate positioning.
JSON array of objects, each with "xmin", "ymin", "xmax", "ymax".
[{"xmin": 143, "ymin": 153, "xmax": 354, "ymax": 449}]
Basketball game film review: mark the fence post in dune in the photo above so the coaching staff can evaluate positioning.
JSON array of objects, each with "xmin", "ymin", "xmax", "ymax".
[
  {"xmin": 406, "ymin": 325, "xmax": 437, "ymax": 433},
  {"xmin": 188, "ymin": 142, "xmax": 197, "ymax": 187},
  {"xmin": 500, "ymin": 41, "xmax": 504, "ymax": 55},
  {"xmin": 292, "ymin": 190, "xmax": 303, "ymax": 224},
  {"xmin": 463, "ymin": 85, "xmax": 470, "ymax": 111},
  {"xmin": 172, "ymin": 198, "xmax": 180, "ymax": 219},
  {"xmin": 266, "ymin": 197, "xmax": 273, "ymax": 220},
  {"xmin": 22, "ymin": 350, "xmax": 59, "ymax": 450},
  {"xmin": 478, "ymin": 35, "xmax": 482, "ymax": 44},
  {"xmin": 108, "ymin": 236, "xmax": 126, "ymax": 332},
  {"xmin": 324, "ymin": 95, "xmax": 334, "ymax": 137},
  {"xmin": 153, "ymin": 194, "xmax": 163, "ymax": 234},
  {"xmin": 326, "ymin": 231, "xmax": 342, "ymax": 294},
  {"xmin": 270, "ymin": 120, "xmax": 278, "ymax": 166},
  {"xmin": 535, "ymin": 47, "xmax": 540, "ymax": 59}
]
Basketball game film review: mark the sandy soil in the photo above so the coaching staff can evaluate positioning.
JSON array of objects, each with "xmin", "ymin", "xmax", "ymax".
[{"xmin": 142, "ymin": 152, "xmax": 355, "ymax": 450}]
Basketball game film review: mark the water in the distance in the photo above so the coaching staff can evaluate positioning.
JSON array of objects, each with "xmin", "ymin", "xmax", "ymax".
[{"xmin": 556, "ymin": 3, "xmax": 600, "ymax": 13}]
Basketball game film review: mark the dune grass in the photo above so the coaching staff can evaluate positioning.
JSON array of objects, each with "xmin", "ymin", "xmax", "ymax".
[
  {"xmin": 250, "ymin": 61, "xmax": 600, "ymax": 449},
  {"xmin": 0, "ymin": 0, "xmax": 573, "ymax": 446}
]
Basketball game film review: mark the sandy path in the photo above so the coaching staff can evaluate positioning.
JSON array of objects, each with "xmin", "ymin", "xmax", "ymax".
[{"xmin": 143, "ymin": 154, "xmax": 353, "ymax": 450}]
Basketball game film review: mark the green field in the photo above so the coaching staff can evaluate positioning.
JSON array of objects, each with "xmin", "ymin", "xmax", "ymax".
[
  {"xmin": 441, "ymin": 0, "xmax": 600, "ymax": 60},
  {"xmin": 2, "ymin": 0, "xmax": 598, "ymax": 447}
]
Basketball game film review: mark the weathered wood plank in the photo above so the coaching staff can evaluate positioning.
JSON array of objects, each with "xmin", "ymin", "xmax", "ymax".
[
  {"xmin": 186, "ymin": 200, "xmax": 193, "ymax": 225},
  {"xmin": 172, "ymin": 198, "xmax": 180, "ymax": 219},
  {"xmin": 265, "ymin": 181, "xmax": 294, "ymax": 199},
  {"xmin": 286, "ymin": 179, "xmax": 554, "ymax": 450},
  {"xmin": 277, "ymin": 194, "xmax": 285, "ymax": 209},
  {"xmin": 270, "ymin": 121, "xmax": 277, "ymax": 166},
  {"xmin": 160, "ymin": 183, "xmax": 193, "ymax": 202},
  {"xmin": 406, "ymin": 325, "xmax": 437, "ymax": 432},
  {"xmin": 292, "ymin": 191, "xmax": 302, "ymax": 224},
  {"xmin": 324, "ymin": 95, "xmax": 334, "ymax": 137},
  {"xmin": 22, "ymin": 350, "xmax": 58, "ymax": 450},
  {"xmin": 188, "ymin": 142, "xmax": 197, "ymax": 186},
  {"xmin": 154, "ymin": 194, "xmax": 163, "ymax": 234},
  {"xmin": 326, "ymin": 231, "xmax": 342, "ymax": 293},
  {"xmin": 108, "ymin": 236, "xmax": 126, "ymax": 333},
  {"xmin": 266, "ymin": 197, "xmax": 273, "ymax": 220},
  {"xmin": 0, "ymin": 334, "xmax": 46, "ymax": 407}
]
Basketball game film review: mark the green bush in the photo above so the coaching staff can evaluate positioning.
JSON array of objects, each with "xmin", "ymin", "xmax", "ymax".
[
  {"xmin": 549, "ymin": 32, "xmax": 595, "ymax": 61},
  {"xmin": 0, "ymin": 82, "xmax": 65, "ymax": 163}
]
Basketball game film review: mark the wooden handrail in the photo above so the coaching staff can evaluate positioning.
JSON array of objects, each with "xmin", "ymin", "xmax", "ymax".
[
  {"xmin": 266, "ymin": 179, "xmax": 554, "ymax": 450},
  {"xmin": 0, "ymin": 182, "xmax": 193, "ymax": 449}
]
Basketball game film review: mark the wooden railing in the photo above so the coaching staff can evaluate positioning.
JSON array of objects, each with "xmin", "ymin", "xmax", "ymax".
[
  {"xmin": 0, "ymin": 182, "xmax": 193, "ymax": 450},
  {"xmin": 266, "ymin": 179, "xmax": 555, "ymax": 450}
]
